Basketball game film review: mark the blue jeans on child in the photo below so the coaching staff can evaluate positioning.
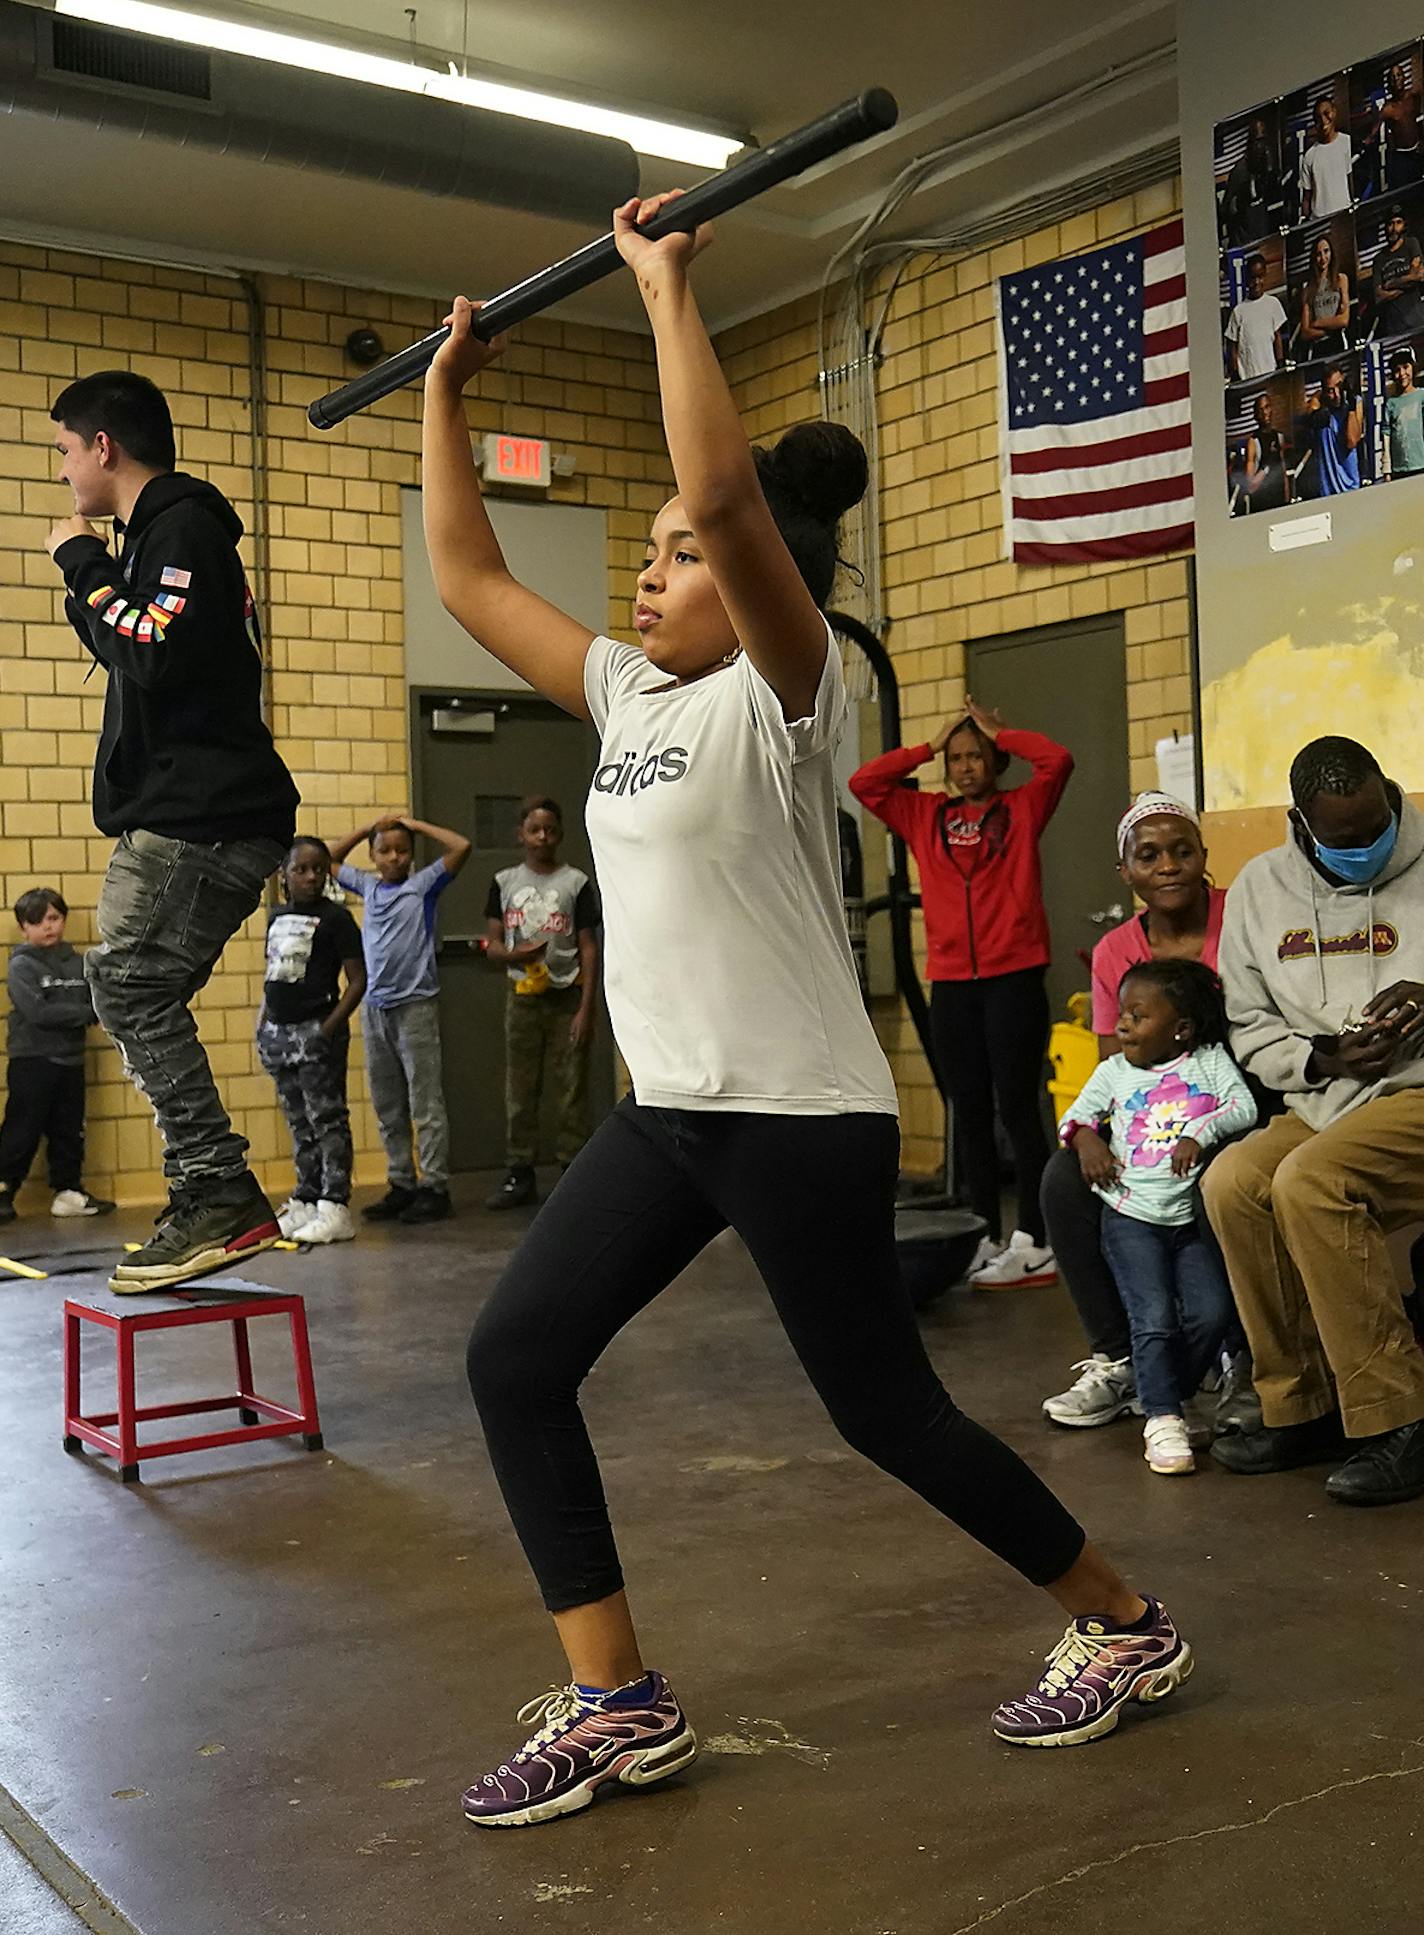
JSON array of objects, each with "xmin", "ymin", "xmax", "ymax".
[{"xmin": 1098, "ymin": 1208, "xmax": 1236, "ymax": 1417}]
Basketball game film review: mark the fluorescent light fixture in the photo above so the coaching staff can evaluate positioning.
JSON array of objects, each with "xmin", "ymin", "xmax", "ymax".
[{"xmin": 52, "ymin": 0, "xmax": 745, "ymax": 169}]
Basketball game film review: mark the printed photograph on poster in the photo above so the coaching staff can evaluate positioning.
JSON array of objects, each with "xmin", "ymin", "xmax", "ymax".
[
  {"xmin": 1284, "ymin": 216, "xmax": 1356, "ymax": 362},
  {"xmin": 1356, "ymin": 189, "xmax": 1424, "ymax": 340},
  {"xmin": 1368, "ymin": 334, "xmax": 1424, "ymax": 480},
  {"xmin": 1221, "ymin": 236, "xmax": 1287, "ymax": 382},
  {"xmin": 1280, "ymin": 74, "xmax": 1354, "ymax": 228},
  {"xmin": 1291, "ymin": 354, "xmax": 1368, "ymax": 499},
  {"xmin": 1215, "ymin": 102, "xmax": 1285, "ymax": 248},
  {"xmin": 1226, "ymin": 374, "xmax": 1295, "ymax": 516},
  {"xmin": 1349, "ymin": 43, "xmax": 1424, "ymax": 201}
]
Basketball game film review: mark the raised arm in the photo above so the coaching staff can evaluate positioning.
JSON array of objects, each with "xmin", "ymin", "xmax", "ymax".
[
  {"xmin": 403, "ymin": 814, "xmax": 472, "ymax": 877},
  {"xmin": 616, "ymin": 192, "xmax": 827, "ymax": 720},
  {"xmin": 327, "ymin": 819, "xmax": 378, "ymax": 867},
  {"xmin": 422, "ymin": 310, "xmax": 594, "ymax": 719},
  {"xmin": 847, "ymin": 729, "xmax": 946, "ymax": 847}
]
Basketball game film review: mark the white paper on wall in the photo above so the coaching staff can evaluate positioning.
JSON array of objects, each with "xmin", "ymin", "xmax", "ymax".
[{"xmin": 1155, "ymin": 732, "xmax": 1198, "ymax": 810}]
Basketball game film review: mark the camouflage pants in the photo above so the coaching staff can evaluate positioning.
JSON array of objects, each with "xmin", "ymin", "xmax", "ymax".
[
  {"xmin": 505, "ymin": 984, "xmax": 589, "ymax": 1169},
  {"xmin": 257, "ymin": 1019, "xmax": 353, "ymax": 1205}
]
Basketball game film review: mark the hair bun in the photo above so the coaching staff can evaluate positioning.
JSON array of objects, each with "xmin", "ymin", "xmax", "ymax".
[{"xmin": 761, "ymin": 420, "xmax": 867, "ymax": 525}]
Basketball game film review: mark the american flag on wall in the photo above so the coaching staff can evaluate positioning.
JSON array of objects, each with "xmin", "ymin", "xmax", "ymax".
[{"xmin": 995, "ymin": 218, "xmax": 1193, "ymax": 563}]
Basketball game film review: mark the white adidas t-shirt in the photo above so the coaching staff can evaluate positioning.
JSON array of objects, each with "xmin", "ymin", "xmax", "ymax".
[{"xmin": 583, "ymin": 625, "xmax": 898, "ymax": 1116}]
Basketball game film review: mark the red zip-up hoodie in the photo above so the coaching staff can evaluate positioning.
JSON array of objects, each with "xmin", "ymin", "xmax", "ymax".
[{"xmin": 849, "ymin": 729, "xmax": 1073, "ymax": 982}]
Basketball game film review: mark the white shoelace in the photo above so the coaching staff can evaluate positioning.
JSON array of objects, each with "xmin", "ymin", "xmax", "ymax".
[
  {"xmin": 1066, "ymin": 1358, "xmax": 1126, "ymax": 1391},
  {"xmin": 1039, "ymin": 1626, "xmax": 1117, "ymax": 1695},
  {"xmin": 510, "ymin": 1683, "xmax": 586, "ymax": 1764}
]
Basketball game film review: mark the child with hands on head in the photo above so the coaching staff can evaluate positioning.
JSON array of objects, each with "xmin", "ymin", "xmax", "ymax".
[{"xmin": 1060, "ymin": 959, "xmax": 1256, "ymax": 1475}]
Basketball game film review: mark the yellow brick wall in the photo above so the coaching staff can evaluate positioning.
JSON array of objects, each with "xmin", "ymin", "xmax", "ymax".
[
  {"xmin": 718, "ymin": 180, "xmax": 1194, "ymax": 1173},
  {"xmin": 0, "ymin": 238, "xmax": 668, "ymax": 1209}
]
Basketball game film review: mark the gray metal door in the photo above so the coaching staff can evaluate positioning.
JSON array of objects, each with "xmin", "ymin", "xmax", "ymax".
[
  {"xmin": 411, "ymin": 688, "xmax": 613, "ymax": 1176},
  {"xmin": 966, "ymin": 614, "xmax": 1130, "ymax": 1028}
]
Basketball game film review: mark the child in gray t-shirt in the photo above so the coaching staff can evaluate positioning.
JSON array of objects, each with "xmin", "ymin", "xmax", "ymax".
[{"xmin": 483, "ymin": 797, "xmax": 600, "ymax": 1210}]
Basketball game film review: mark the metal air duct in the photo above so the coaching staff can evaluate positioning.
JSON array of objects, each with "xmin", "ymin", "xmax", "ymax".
[{"xmin": 0, "ymin": 0, "xmax": 640, "ymax": 223}]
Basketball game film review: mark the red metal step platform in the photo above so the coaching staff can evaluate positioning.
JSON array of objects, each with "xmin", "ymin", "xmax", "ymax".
[{"xmin": 62, "ymin": 1277, "xmax": 323, "ymax": 1483}]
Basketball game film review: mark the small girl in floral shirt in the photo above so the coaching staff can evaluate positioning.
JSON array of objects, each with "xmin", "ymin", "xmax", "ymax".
[{"xmin": 1060, "ymin": 959, "xmax": 1256, "ymax": 1475}]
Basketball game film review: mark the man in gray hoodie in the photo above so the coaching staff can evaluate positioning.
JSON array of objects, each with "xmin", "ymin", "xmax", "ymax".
[{"xmin": 1204, "ymin": 736, "xmax": 1424, "ymax": 1505}]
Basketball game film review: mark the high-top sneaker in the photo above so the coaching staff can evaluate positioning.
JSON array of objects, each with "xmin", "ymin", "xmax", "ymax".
[{"xmin": 108, "ymin": 1173, "xmax": 278, "ymax": 1294}]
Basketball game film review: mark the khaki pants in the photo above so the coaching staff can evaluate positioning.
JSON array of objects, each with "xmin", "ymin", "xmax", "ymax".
[
  {"xmin": 505, "ymin": 984, "xmax": 590, "ymax": 1169},
  {"xmin": 1201, "ymin": 1095, "xmax": 1424, "ymax": 1438}
]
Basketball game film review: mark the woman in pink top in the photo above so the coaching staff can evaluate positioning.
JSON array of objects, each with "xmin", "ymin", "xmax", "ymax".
[{"xmin": 1040, "ymin": 794, "xmax": 1228, "ymax": 1428}]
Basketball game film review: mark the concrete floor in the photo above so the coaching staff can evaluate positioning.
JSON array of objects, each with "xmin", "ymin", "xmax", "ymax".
[{"xmin": 2, "ymin": 1186, "xmax": 1423, "ymax": 1935}]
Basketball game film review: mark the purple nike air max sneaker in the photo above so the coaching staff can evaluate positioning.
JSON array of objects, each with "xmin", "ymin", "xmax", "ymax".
[
  {"xmin": 462, "ymin": 1671, "xmax": 698, "ymax": 1827},
  {"xmin": 992, "ymin": 1597, "xmax": 1193, "ymax": 1746}
]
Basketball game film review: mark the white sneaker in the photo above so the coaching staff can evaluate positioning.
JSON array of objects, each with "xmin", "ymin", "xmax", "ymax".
[
  {"xmin": 51, "ymin": 1189, "xmax": 110, "ymax": 1217},
  {"xmin": 964, "ymin": 1235, "xmax": 1005, "ymax": 1277},
  {"xmin": 302, "ymin": 1200, "xmax": 355, "ymax": 1244},
  {"xmin": 1143, "ymin": 1415, "xmax": 1195, "ymax": 1475},
  {"xmin": 277, "ymin": 1198, "xmax": 317, "ymax": 1239},
  {"xmin": 1042, "ymin": 1354, "xmax": 1137, "ymax": 1428},
  {"xmin": 970, "ymin": 1229, "xmax": 1057, "ymax": 1288}
]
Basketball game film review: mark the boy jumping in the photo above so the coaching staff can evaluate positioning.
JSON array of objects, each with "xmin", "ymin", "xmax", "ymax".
[{"xmin": 45, "ymin": 370, "xmax": 300, "ymax": 1291}]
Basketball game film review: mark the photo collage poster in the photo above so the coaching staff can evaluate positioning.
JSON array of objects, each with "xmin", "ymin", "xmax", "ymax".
[{"xmin": 1216, "ymin": 41, "xmax": 1424, "ymax": 515}]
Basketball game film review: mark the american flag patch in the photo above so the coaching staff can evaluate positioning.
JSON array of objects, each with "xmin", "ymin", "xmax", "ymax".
[
  {"xmin": 86, "ymin": 583, "xmax": 117, "ymax": 609},
  {"xmin": 160, "ymin": 566, "xmax": 192, "ymax": 588}
]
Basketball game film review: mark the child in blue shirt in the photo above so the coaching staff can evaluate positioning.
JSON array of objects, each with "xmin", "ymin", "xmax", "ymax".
[
  {"xmin": 328, "ymin": 812, "xmax": 471, "ymax": 1224},
  {"xmin": 1060, "ymin": 959, "xmax": 1256, "ymax": 1475}
]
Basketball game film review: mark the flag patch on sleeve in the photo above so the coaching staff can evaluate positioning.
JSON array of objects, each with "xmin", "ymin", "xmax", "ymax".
[
  {"xmin": 160, "ymin": 566, "xmax": 192, "ymax": 588},
  {"xmin": 102, "ymin": 599, "xmax": 127, "ymax": 629},
  {"xmin": 154, "ymin": 592, "xmax": 186, "ymax": 614},
  {"xmin": 86, "ymin": 583, "xmax": 117, "ymax": 609}
]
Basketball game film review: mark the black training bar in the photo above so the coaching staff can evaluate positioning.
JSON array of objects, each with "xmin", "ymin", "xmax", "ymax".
[{"xmin": 309, "ymin": 87, "xmax": 898, "ymax": 428}]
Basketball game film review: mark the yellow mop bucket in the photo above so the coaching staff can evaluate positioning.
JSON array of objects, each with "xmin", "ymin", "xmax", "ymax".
[{"xmin": 1048, "ymin": 991, "xmax": 1099, "ymax": 1124}]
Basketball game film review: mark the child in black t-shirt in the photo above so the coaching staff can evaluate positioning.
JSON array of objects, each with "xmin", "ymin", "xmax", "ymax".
[{"xmin": 257, "ymin": 837, "xmax": 366, "ymax": 1244}]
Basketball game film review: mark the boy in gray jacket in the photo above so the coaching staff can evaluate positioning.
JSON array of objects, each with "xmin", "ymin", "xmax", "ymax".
[
  {"xmin": 1204, "ymin": 736, "xmax": 1424, "ymax": 1506},
  {"xmin": 0, "ymin": 888, "xmax": 114, "ymax": 1223}
]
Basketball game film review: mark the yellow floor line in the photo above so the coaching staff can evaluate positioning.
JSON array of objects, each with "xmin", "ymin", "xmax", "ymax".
[{"xmin": 0, "ymin": 1258, "xmax": 48, "ymax": 1279}]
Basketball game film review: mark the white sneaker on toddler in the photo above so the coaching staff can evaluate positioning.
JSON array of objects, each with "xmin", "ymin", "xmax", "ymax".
[
  {"xmin": 1143, "ymin": 1415, "xmax": 1194, "ymax": 1475},
  {"xmin": 302, "ymin": 1200, "xmax": 355, "ymax": 1244},
  {"xmin": 277, "ymin": 1199, "xmax": 317, "ymax": 1239}
]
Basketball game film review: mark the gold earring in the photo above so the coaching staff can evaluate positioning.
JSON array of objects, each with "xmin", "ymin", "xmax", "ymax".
[{"xmin": 721, "ymin": 647, "xmax": 742, "ymax": 665}]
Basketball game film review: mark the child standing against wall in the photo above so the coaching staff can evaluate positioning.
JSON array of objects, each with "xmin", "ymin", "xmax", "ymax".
[
  {"xmin": 1059, "ymin": 960, "xmax": 1256, "ymax": 1475},
  {"xmin": 328, "ymin": 812, "xmax": 471, "ymax": 1225},
  {"xmin": 0, "ymin": 888, "xmax": 114, "ymax": 1224},
  {"xmin": 483, "ymin": 797, "xmax": 600, "ymax": 1209},
  {"xmin": 257, "ymin": 839, "xmax": 366, "ymax": 1245}
]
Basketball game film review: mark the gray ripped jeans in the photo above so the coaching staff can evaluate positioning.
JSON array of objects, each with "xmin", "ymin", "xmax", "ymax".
[
  {"xmin": 88, "ymin": 829, "xmax": 284, "ymax": 1189},
  {"xmin": 363, "ymin": 996, "xmax": 449, "ymax": 1190}
]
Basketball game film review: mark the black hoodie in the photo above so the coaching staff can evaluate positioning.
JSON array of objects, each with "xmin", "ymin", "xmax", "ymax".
[{"xmin": 54, "ymin": 473, "xmax": 299, "ymax": 845}]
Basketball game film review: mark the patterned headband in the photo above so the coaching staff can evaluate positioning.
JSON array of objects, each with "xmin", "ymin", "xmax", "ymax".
[{"xmin": 1116, "ymin": 791, "xmax": 1200, "ymax": 860}]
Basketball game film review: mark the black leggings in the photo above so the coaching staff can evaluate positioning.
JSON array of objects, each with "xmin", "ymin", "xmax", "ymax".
[
  {"xmin": 1040, "ymin": 1147, "xmax": 1130, "ymax": 1361},
  {"xmin": 467, "ymin": 1099, "xmax": 1086, "ymax": 1612},
  {"xmin": 930, "ymin": 969, "xmax": 1052, "ymax": 1245}
]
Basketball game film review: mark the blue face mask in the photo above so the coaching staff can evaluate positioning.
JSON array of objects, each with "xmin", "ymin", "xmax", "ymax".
[{"xmin": 1311, "ymin": 813, "xmax": 1399, "ymax": 884}]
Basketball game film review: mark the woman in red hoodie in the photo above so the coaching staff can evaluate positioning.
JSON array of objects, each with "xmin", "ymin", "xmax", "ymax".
[{"xmin": 850, "ymin": 698, "xmax": 1073, "ymax": 1288}]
